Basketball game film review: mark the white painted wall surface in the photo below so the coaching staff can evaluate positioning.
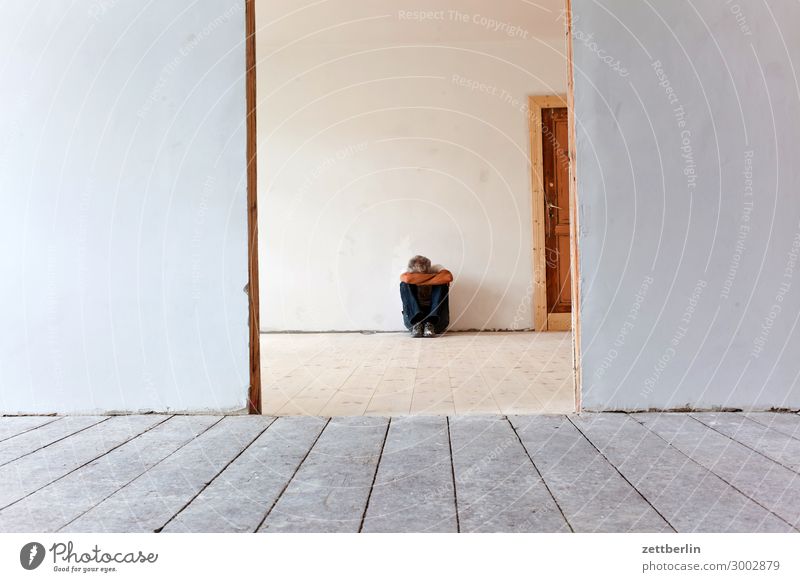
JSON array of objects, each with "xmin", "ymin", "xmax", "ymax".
[
  {"xmin": 573, "ymin": 0, "xmax": 800, "ymax": 409},
  {"xmin": 256, "ymin": 1, "xmax": 567, "ymax": 331},
  {"xmin": 0, "ymin": 1, "xmax": 250, "ymax": 413}
]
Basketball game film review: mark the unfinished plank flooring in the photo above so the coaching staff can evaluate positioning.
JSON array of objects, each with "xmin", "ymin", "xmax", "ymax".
[
  {"xmin": 0, "ymin": 416, "xmax": 61, "ymax": 443},
  {"xmin": 0, "ymin": 415, "xmax": 164, "ymax": 509},
  {"xmin": 690, "ymin": 412, "xmax": 800, "ymax": 472},
  {"xmin": 633, "ymin": 413, "xmax": 800, "ymax": 529},
  {"xmin": 509, "ymin": 415, "xmax": 672, "ymax": 532},
  {"xmin": 361, "ymin": 416, "xmax": 457, "ymax": 532},
  {"xmin": 449, "ymin": 415, "xmax": 570, "ymax": 532},
  {"xmin": 164, "ymin": 416, "xmax": 327, "ymax": 533},
  {"xmin": 0, "ymin": 415, "xmax": 220, "ymax": 532},
  {"xmin": 258, "ymin": 416, "xmax": 387, "ymax": 533},
  {"xmin": 63, "ymin": 416, "xmax": 271, "ymax": 533},
  {"xmin": 2, "ymin": 412, "xmax": 800, "ymax": 533},
  {"xmin": 571, "ymin": 414, "xmax": 794, "ymax": 532},
  {"xmin": 744, "ymin": 412, "xmax": 800, "ymax": 440},
  {"xmin": 0, "ymin": 416, "xmax": 106, "ymax": 467},
  {"xmin": 261, "ymin": 332, "xmax": 575, "ymax": 416}
]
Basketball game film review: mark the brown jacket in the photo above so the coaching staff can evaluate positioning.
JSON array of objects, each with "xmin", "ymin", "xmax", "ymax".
[{"xmin": 400, "ymin": 269, "xmax": 453, "ymax": 286}]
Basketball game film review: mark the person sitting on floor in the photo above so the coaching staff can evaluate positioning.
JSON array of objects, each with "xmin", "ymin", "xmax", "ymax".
[{"xmin": 400, "ymin": 255, "xmax": 453, "ymax": 338}]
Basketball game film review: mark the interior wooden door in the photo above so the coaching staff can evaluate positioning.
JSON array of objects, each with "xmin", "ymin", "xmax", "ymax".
[{"xmin": 542, "ymin": 107, "xmax": 571, "ymax": 329}]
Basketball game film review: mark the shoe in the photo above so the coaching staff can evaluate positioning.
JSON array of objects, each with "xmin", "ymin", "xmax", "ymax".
[
  {"xmin": 423, "ymin": 322, "xmax": 436, "ymax": 338},
  {"xmin": 410, "ymin": 323, "xmax": 423, "ymax": 338}
]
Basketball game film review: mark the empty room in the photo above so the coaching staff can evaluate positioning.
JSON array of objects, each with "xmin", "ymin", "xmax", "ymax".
[
  {"xmin": 1, "ymin": 0, "xmax": 800, "ymax": 578},
  {"xmin": 257, "ymin": 0, "xmax": 577, "ymax": 416}
]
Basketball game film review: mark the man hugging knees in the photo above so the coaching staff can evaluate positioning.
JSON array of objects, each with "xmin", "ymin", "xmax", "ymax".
[{"xmin": 400, "ymin": 255, "xmax": 453, "ymax": 338}]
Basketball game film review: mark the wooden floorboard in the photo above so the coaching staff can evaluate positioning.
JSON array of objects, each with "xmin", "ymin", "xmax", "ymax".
[
  {"xmin": 0, "ymin": 416, "xmax": 61, "ymax": 443},
  {"xmin": 634, "ymin": 413, "xmax": 800, "ymax": 530},
  {"xmin": 163, "ymin": 416, "xmax": 327, "ymax": 533},
  {"xmin": 361, "ymin": 416, "xmax": 458, "ymax": 533},
  {"xmin": 258, "ymin": 416, "xmax": 388, "ymax": 533},
  {"xmin": 0, "ymin": 415, "xmax": 219, "ymax": 532},
  {"xmin": 0, "ymin": 415, "xmax": 165, "ymax": 510},
  {"xmin": 509, "ymin": 415, "xmax": 672, "ymax": 532},
  {"xmin": 2, "ymin": 413, "xmax": 800, "ymax": 533},
  {"xmin": 448, "ymin": 415, "xmax": 570, "ymax": 532},
  {"xmin": 691, "ymin": 413, "xmax": 800, "ymax": 473},
  {"xmin": 61, "ymin": 416, "xmax": 271, "ymax": 533},
  {"xmin": 742, "ymin": 412, "xmax": 800, "ymax": 441},
  {"xmin": 572, "ymin": 414, "xmax": 793, "ymax": 532},
  {"xmin": 0, "ymin": 416, "xmax": 107, "ymax": 467}
]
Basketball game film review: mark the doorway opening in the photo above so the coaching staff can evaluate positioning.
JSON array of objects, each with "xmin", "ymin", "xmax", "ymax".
[
  {"xmin": 246, "ymin": 0, "xmax": 581, "ymax": 416},
  {"xmin": 529, "ymin": 95, "xmax": 572, "ymax": 332}
]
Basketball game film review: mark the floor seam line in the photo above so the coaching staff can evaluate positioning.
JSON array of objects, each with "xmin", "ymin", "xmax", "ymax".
[
  {"xmin": 689, "ymin": 413, "xmax": 800, "ymax": 477},
  {"xmin": 737, "ymin": 413, "xmax": 800, "ymax": 444},
  {"xmin": 359, "ymin": 417, "xmax": 391, "ymax": 533},
  {"xmin": 254, "ymin": 417, "xmax": 331, "ymax": 532},
  {"xmin": 56, "ymin": 415, "xmax": 221, "ymax": 532},
  {"xmin": 632, "ymin": 414, "xmax": 799, "ymax": 533},
  {"xmin": 677, "ymin": 414, "xmax": 800, "ymax": 532},
  {"xmin": 0, "ymin": 417, "xmax": 111, "ymax": 469},
  {"xmin": 155, "ymin": 416, "xmax": 277, "ymax": 533},
  {"xmin": 568, "ymin": 415, "xmax": 677, "ymax": 533},
  {"xmin": 0, "ymin": 415, "xmax": 173, "ymax": 513},
  {"xmin": 507, "ymin": 415, "xmax": 574, "ymax": 532},
  {"xmin": 446, "ymin": 416, "xmax": 461, "ymax": 533},
  {"xmin": 0, "ymin": 417, "xmax": 64, "ymax": 444}
]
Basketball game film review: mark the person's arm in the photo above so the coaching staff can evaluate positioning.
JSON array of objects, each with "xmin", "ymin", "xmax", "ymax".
[{"xmin": 400, "ymin": 269, "xmax": 453, "ymax": 285}]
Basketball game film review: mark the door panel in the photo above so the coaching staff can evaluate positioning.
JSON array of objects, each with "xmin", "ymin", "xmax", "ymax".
[{"xmin": 542, "ymin": 107, "xmax": 571, "ymax": 315}]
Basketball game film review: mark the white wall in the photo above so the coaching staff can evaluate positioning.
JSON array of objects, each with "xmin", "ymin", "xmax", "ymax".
[
  {"xmin": 0, "ymin": 1, "xmax": 250, "ymax": 413},
  {"xmin": 257, "ymin": 1, "xmax": 567, "ymax": 331},
  {"xmin": 573, "ymin": 0, "xmax": 800, "ymax": 410}
]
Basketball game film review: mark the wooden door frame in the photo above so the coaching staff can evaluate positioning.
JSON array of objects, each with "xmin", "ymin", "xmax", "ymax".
[
  {"xmin": 245, "ymin": 0, "xmax": 261, "ymax": 414},
  {"xmin": 244, "ymin": 0, "xmax": 582, "ymax": 413},
  {"xmin": 565, "ymin": 0, "xmax": 582, "ymax": 412},
  {"xmin": 528, "ymin": 94, "xmax": 568, "ymax": 332}
]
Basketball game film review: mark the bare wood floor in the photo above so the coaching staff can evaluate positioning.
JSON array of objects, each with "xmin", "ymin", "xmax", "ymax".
[
  {"xmin": 1, "ymin": 412, "xmax": 799, "ymax": 533},
  {"xmin": 261, "ymin": 332, "xmax": 575, "ymax": 416}
]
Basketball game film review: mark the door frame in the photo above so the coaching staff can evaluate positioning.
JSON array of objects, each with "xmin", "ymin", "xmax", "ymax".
[
  {"xmin": 245, "ymin": 0, "xmax": 261, "ymax": 414},
  {"xmin": 244, "ymin": 0, "xmax": 582, "ymax": 413},
  {"xmin": 565, "ymin": 0, "xmax": 582, "ymax": 412},
  {"xmin": 528, "ymin": 94, "xmax": 569, "ymax": 332}
]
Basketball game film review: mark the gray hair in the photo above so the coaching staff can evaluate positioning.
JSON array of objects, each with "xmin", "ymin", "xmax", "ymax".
[{"xmin": 407, "ymin": 255, "xmax": 432, "ymax": 273}]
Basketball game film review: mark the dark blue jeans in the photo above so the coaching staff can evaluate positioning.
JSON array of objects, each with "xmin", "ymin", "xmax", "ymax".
[{"xmin": 400, "ymin": 283, "xmax": 450, "ymax": 333}]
